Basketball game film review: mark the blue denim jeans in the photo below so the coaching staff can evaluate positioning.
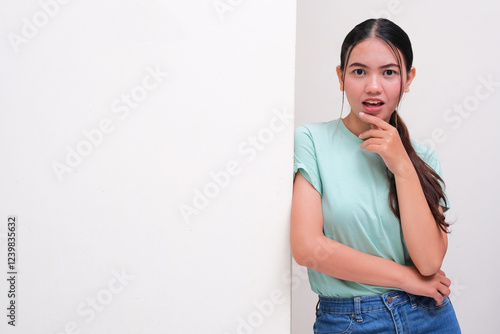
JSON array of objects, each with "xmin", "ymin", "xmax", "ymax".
[{"xmin": 314, "ymin": 290, "xmax": 461, "ymax": 333}]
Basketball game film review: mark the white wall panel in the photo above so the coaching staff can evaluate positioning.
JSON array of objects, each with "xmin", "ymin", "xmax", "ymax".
[{"xmin": 0, "ymin": 1, "xmax": 295, "ymax": 333}]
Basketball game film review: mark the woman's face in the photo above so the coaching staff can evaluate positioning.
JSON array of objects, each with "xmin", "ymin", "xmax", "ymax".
[{"xmin": 337, "ymin": 37, "xmax": 415, "ymax": 125}]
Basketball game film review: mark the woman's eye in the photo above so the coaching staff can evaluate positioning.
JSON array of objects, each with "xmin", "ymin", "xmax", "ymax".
[
  {"xmin": 354, "ymin": 69, "xmax": 365, "ymax": 75},
  {"xmin": 384, "ymin": 70, "xmax": 396, "ymax": 76}
]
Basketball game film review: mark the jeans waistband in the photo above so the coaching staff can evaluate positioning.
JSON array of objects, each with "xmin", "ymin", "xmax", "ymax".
[{"xmin": 317, "ymin": 290, "xmax": 417, "ymax": 315}]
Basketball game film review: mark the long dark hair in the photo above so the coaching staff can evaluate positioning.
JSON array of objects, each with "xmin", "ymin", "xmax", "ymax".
[{"xmin": 339, "ymin": 18, "xmax": 450, "ymax": 233}]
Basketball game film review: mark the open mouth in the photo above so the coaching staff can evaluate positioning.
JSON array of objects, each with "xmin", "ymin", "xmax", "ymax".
[{"xmin": 362, "ymin": 100, "xmax": 384, "ymax": 107}]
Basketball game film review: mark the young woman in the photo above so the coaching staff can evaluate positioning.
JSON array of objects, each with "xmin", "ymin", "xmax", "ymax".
[{"xmin": 291, "ymin": 18, "xmax": 461, "ymax": 333}]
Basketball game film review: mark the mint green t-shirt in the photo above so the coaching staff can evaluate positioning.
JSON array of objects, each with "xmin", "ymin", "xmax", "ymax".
[{"xmin": 293, "ymin": 118, "xmax": 448, "ymax": 298}]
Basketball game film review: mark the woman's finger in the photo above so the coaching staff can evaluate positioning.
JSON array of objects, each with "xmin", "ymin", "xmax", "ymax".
[
  {"xmin": 359, "ymin": 112, "xmax": 392, "ymax": 130},
  {"xmin": 438, "ymin": 285, "xmax": 451, "ymax": 300},
  {"xmin": 442, "ymin": 276, "xmax": 451, "ymax": 288},
  {"xmin": 434, "ymin": 291, "xmax": 444, "ymax": 306},
  {"xmin": 358, "ymin": 129, "xmax": 385, "ymax": 140},
  {"xmin": 359, "ymin": 138, "xmax": 385, "ymax": 150}
]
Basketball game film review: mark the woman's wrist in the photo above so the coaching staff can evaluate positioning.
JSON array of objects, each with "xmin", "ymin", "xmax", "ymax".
[
  {"xmin": 393, "ymin": 158, "xmax": 417, "ymax": 179},
  {"xmin": 393, "ymin": 264, "xmax": 411, "ymax": 291}
]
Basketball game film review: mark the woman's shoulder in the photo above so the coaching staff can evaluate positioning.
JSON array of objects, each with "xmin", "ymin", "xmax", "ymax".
[
  {"xmin": 295, "ymin": 119, "xmax": 339, "ymax": 137},
  {"xmin": 411, "ymin": 140, "xmax": 440, "ymax": 167}
]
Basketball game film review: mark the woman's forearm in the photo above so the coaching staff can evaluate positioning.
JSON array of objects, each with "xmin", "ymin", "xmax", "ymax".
[
  {"xmin": 292, "ymin": 232, "xmax": 451, "ymax": 304},
  {"xmin": 293, "ymin": 233, "xmax": 407, "ymax": 289},
  {"xmin": 395, "ymin": 166, "xmax": 447, "ymax": 276}
]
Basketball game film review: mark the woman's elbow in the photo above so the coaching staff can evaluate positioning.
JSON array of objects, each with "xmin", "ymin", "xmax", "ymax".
[
  {"xmin": 291, "ymin": 243, "xmax": 309, "ymax": 267},
  {"xmin": 415, "ymin": 258, "xmax": 443, "ymax": 276},
  {"xmin": 291, "ymin": 238, "xmax": 318, "ymax": 268}
]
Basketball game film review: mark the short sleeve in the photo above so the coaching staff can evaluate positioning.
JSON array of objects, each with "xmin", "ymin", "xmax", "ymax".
[
  {"xmin": 422, "ymin": 148, "xmax": 450, "ymax": 212},
  {"xmin": 293, "ymin": 125, "xmax": 322, "ymax": 196}
]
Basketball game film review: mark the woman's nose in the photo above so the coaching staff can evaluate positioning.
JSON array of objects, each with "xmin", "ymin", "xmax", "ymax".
[{"xmin": 365, "ymin": 75, "xmax": 381, "ymax": 94}]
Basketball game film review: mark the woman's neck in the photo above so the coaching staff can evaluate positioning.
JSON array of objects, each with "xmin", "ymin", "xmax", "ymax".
[{"xmin": 342, "ymin": 112, "xmax": 371, "ymax": 137}]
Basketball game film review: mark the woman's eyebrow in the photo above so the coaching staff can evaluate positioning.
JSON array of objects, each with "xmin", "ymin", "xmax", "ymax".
[
  {"xmin": 348, "ymin": 62, "xmax": 367, "ymax": 68},
  {"xmin": 348, "ymin": 62, "xmax": 399, "ymax": 69},
  {"xmin": 380, "ymin": 63, "xmax": 399, "ymax": 69}
]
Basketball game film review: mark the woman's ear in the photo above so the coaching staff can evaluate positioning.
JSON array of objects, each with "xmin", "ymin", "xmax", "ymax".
[
  {"xmin": 404, "ymin": 67, "xmax": 416, "ymax": 92},
  {"xmin": 336, "ymin": 65, "xmax": 344, "ymax": 91}
]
